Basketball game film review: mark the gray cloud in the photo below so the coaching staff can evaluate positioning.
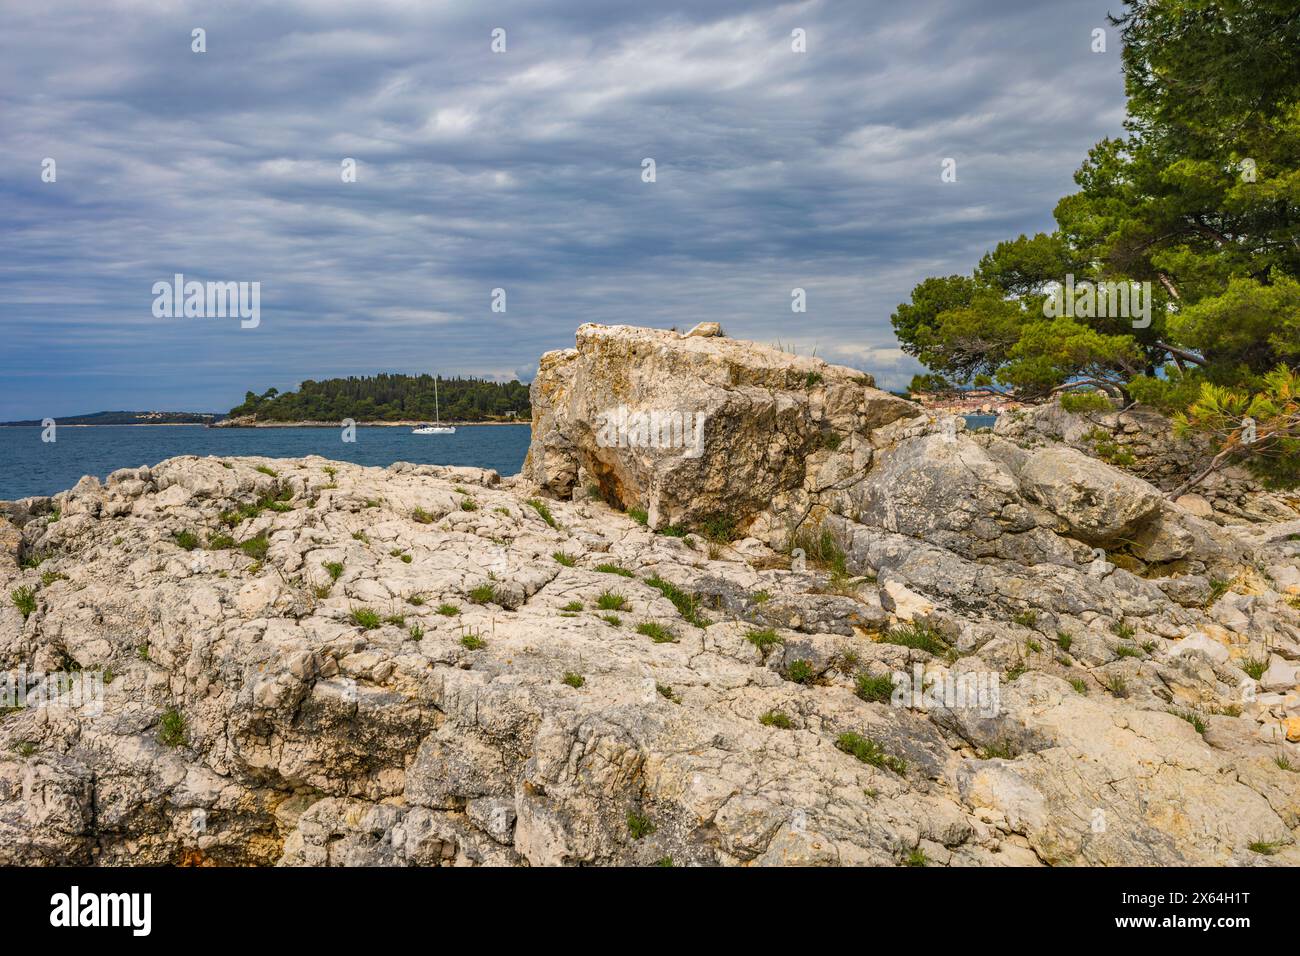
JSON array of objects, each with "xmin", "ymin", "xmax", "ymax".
[{"xmin": 0, "ymin": 0, "xmax": 1126, "ymax": 416}]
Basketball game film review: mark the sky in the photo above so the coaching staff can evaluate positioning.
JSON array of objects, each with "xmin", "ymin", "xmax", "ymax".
[{"xmin": 0, "ymin": 0, "xmax": 1129, "ymax": 419}]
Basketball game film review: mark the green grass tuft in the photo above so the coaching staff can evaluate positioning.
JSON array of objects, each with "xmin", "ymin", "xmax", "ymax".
[
  {"xmin": 880, "ymin": 621, "xmax": 951, "ymax": 657},
  {"xmin": 637, "ymin": 621, "xmax": 678, "ymax": 643},
  {"xmin": 596, "ymin": 591, "xmax": 626, "ymax": 611},
  {"xmin": 11, "ymin": 586, "xmax": 37, "ymax": 620},
  {"xmin": 157, "ymin": 708, "xmax": 188, "ymax": 748},
  {"xmin": 349, "ymin": 607, "xmax": 382, "ymax": 630},
  {"xmin": 644, "ymin": 575, "xmax": 708, "ymax": 627},
  {"xmin": 526, "ymin": 498, "xmax": 558, "ymax": 529},
  {"xmin": 854, "ymin": 672, "xmax": 895, "ymax": 703},
  {"xmin": 468, "ymin": 583, "xmax": 501, "ymax": 605},
  {"xmin": 785, "ymin": 659, "xmax": 816, "ymax": 684},
  {"xmin": 835, "ymin": 732, "xmax": 906, "ymax": 774}
]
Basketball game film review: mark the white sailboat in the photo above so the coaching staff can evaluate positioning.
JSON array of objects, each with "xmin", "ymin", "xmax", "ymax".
[{"xmin": 412, "ymin": 377, "xmax": 456, "ymax": 434}]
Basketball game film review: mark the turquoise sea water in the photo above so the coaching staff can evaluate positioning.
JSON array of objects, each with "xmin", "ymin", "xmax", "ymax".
[{"xmin": 0, "ymin": 425, "xmax": 533, "ymax": 501}]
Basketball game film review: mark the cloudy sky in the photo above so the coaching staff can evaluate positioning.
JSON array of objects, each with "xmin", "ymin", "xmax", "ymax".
[{"xmin": 0, "ymin": 0, "xmax": 1127, "ymax": 419}]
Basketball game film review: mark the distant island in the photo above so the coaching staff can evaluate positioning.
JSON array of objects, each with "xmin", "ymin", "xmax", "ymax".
[
  {"xmin": 221, "ymin": 374, "xmax": 531, "ymax": 426},
  {"xmin": 0, "ymin": 410, "xmax": 222, "ymax": 426}
]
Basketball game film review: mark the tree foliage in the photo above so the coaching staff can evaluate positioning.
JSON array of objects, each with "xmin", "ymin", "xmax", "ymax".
[
  {"xmin": 229, "ymin": 374, "xmax": 531, "ymax": 422},
  {"xmin": 892, "ymin": 0, "xmax": 1300, "ymax": 486}
]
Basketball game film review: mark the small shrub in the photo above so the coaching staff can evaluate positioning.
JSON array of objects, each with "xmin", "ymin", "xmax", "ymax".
[
  {"xmin": 1105, "ymin": 674, "xmax": 1128, "ymax": 697},
  {"xmin": 759, "ymin": 710, "xmax": 793, "ymax": 729},
  {"xmin": 1069, "ymin": 677, "xmax": 1088, "ymax": 695},
  {"xmin": 804, "ymin": 371, "xmax": 823, "ymax": 388},
  {"xmin": 820, "ymin": 431, "xmax": 843, "ymax": 451},
  {"xmin": 979, "ymin": 740, "xmax": 1015, "ymax": 760},
  {"xmin": 239, "ymin": 534, "xmax": 270, "ymax": 561},
  {"xmin": 1115, "ymin": 644, "xmax": 1143, "ymax": 658},
  {"xmin": 786, "ymin": 659, "xmax": 816, "ymax": 684},
  {"xmin": 1013, "ymin": 610, "xmax": 1037, "ymax": 627},
  {"xmin": 1247, "ymin": 840, "xmax": 1278, "ymax": 856},
  {"xmin": 409, "ymin": 623, "xmax": 425, "ymax": 640},
  {"xmin": 349, "ymin": 607, "xmax": 382, "ymax": 630},
  {"xmin": 460, "ymin": 631, "xmax": 486, "ymax": 650},
  {"xmin": 1056, "ymin": 632, "xmax": 1073, "ymax": 653},
  {"xmin": 904, "ymin": 848, "xmax": 929, "ymax": 867},
  {"xmin": 11, "ymin": 586, "xmax": 37, "ymax": 620},
  {"xmin": 1025, "ymin": 639, "xmax": 1043, "ymax": 653},
  {"xmin": 562, "ymin": 601, "xmax": 584, "ymax": 612},
  {"xmin": 552, "ymin": 551, "xmax": 577, "ymax": 567},
  {"xmin": 460, "ymin": 498, "xmax": 479, "ymax": 512},
  {"xmin": 411, "ymin": 507, "xmax": 434, "ymax": 524},
  {"xmin": 383, "ymin": 614, "xmax": 405, "ymax": 626},
  {"xmin": 323, "ymin": 561, "xmax": 345, "ymax": 582},
  {"xmin": 699, "ymin": 513, "xmax": 737, "ymax": 543},
  {"xmin": 436, "ymin": 603, "xmax": 460, "ymax": 617},
  {"xmin": 656, "ymin": 683, "xmax": 680, "ymax": 703},
  {"xmin": 408, "ymin": 595, "xmax": 425, "ymax": 606},
  {"xmin": 207, "ymin": 533, "xmax": 236, "ymax": 550},
  {"xmin": 627, "ymin": 812, "xmax": 656, "ymax": 840},
  {"xmin": 637, "ymin": 621, "xmax": 678, "ymax": 643},
  {"xmin": 1274, "ymin": 755, "xmax": 1297, "ymax": 772},
  {"xmin": 835, "ymin": 732, "xmax": 906, "ymax": 774},
  {"xmin": 562, "ymin": 672, "xmax": 585, "ymax": 688},
  {"xmin": 1112, "ymin": 621, "xmax": 1136, "ymax": 640},
  {"xmin": 254, "ymin": 465, "xmax": 277, "ymax": 477},
  {"xmin": 157, "ymin": 708, "xmax": 188, "ymax": 748},
  {"xmin": 172, "ymin": 530, "xmax": 200, "ymax": 551},
  {"xmin": 596, "ymin": 591, "xmax": 626, "ymax": 611},
  {"xmin": 40, "ymin": 570, "xmax": 67, "ymax": 587},
  {"xmin": 752, "ymin": 589, "xmax": 772, "ymax": 604},
  {"xmin": 628, "ymin": 506, "xmax": 649, "ymax": 526},
  {"xmin": 400, "ymin": 553, "xmax": 413, "ymax": 564},
  {"xmin": 854, "ymin": 672, "xmax": 895, "ymax": 704},
  {"xmin": 595, "ymin": 563, "xmax": 634, "ymax": 577},
  {"xmin": 600, "ymin": 614, "xmax": 622, "ymax": 627}
]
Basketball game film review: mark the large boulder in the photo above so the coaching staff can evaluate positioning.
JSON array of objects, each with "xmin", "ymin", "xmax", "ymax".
[
  {"xmin": 1017, "ymin": 446, "xmax": 1164, "ymax": 546},
  {"xmin": 522, "ymin": 324, "xmax": 919, "ymax": 530}
]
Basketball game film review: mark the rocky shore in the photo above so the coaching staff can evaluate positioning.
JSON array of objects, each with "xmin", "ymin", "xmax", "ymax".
[{"xmin": 2, "ymin": 324, "xmax": 1297, "ymax": 866}]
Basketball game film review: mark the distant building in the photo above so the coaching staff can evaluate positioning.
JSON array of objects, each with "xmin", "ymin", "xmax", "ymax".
[{"xmin": 912, "ymin": 387, "xmax": 1025, "ymax": 415}]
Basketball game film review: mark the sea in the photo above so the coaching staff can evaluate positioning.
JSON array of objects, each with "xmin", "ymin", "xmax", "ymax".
[
  {"xmin": 0, "ymin": 414, "xmax": 1001, "ymax": 501},
  {"xmin": 0, "ymin": 425, "xmax": 533, "ymax": 501}
]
